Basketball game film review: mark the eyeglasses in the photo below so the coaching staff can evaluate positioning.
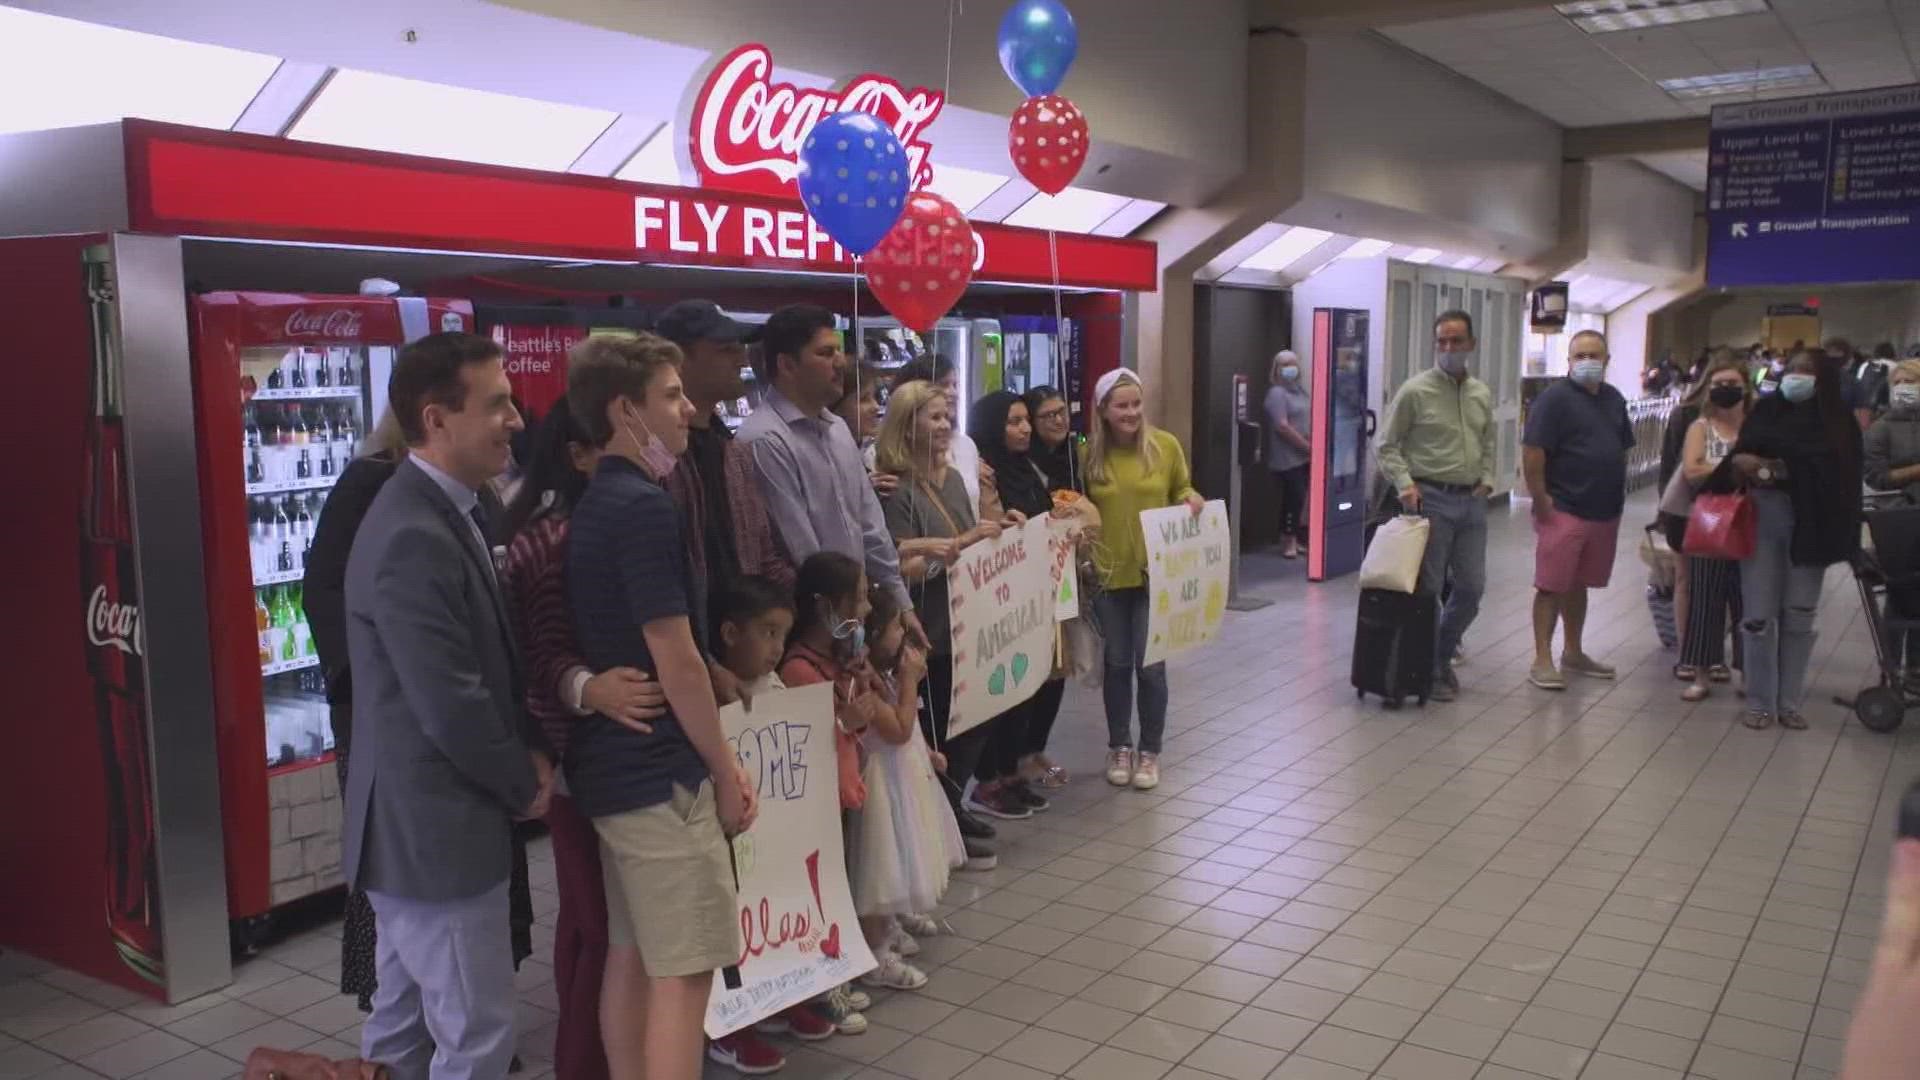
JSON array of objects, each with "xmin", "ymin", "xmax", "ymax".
[{"xmin": 1036, "ymin": 408, "xmax": 1069, "ymax": 422}]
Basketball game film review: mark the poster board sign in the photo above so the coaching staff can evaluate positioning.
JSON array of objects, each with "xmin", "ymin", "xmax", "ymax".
[
  {"xmin": 1047, "ymin": 514, "xmax": 1080, "ymax": 622},
  {"xmin": 705, "ymin": 683, "xmax": 875, "ymax": 1037},
  {"xmin": 1141, "ymin": 501, "xmax": 1231, "ymax": 666},
  {"xmin": 948, "ymin": 515, "xmax": 1056, "ymax": 738}
]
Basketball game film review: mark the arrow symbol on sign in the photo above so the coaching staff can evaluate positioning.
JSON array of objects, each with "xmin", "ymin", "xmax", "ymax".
[{"xmin": 1731, "ymin": 222, "xmax": 1750, "ymax": 238}]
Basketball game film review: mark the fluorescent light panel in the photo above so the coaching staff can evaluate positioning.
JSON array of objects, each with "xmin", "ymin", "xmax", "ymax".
[
  {"xmin": 615, "ymin": 122, "xmax": 685, "ymax": 185},
  {"xmin": 1405, "ymin": 247, "xmax": 1443, "ymax": 265},
  {"xmin": 1658, "ymin": 64, "xmax": 1823, "ymax": 99},
  {"xmin": 1239, "ymin": 227, "xmax": 1333, "ymax": 272},
  {"xmin": 292, "ymin": 69, "xmax": 617, "ymax": 171},
  {"xmin": 1094, "ymin": 199, "xmax": 1165, "ymax": 237},
  {"xmin": 1556, "ymin": 0, "xmax": 1768, "ymax": 35},
  {"xmin": 0, "ymin": 7, "xmax": 281, "ymax": 136},
  {"xmin": 1337, "ymin": 238, "xmax": 1392, "ymax": 260},
  {"xmin": 922, "ymin": 163, "xmax": 1012, "ymax": 215},
  {"xmin": 1003, "ymin": 187, "xmax": 1132, "ymax": 233}
]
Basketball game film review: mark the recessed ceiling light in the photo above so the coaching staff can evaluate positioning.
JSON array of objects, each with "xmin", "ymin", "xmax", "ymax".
[
  {"xmin": 1237, "ymin": 227, "xmax": 1333, "ymax": 273},
  {"xmin": 1657, "ymin": 64, "xmax": 1823, "ymax": 99},
  {"xmin": 1337, "ymin": 238, "xmax": 1392, "ymax": 260},
  {"xmin": 1555, "ymin": 0, "xmax": 1768, "ymax": 35}
]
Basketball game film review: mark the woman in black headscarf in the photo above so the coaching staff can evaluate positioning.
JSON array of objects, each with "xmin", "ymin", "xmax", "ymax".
[{"xmin": 967, "ymin": 391, "xmax": 1072, "ymax": 798}]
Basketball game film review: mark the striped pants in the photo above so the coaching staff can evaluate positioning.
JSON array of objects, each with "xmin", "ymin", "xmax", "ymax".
[{"xmin": 1680, "ymin": 555, "xmax": 1742, "ymax": 672}]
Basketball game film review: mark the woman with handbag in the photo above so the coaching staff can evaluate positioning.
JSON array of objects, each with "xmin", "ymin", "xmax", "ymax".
[
  {"xmin": 1082, "ymin": 368, "xmax": 1204, "ymax": 791},
  {"xmin": 1727, "ymin": 349, "xmax": 1863, "ymax": 730},
  {"xmin": 1673, "ymin": 359, "xmax": 1751, "ymax": 702}
]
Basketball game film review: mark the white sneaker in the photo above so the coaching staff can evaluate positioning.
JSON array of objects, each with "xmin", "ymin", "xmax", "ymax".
[
  {"xmin": 1106, "ymin": 746, "xmax": 1136, "ymax": 786},
  {"xmin": 1131, "ymin": 753, "xmax": 1161, "ymax": 791}
]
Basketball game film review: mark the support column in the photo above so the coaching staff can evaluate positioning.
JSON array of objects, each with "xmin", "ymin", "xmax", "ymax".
[{"xmin": 1132, "ymin": 30, "xmax": 1306, "ymax": 446}]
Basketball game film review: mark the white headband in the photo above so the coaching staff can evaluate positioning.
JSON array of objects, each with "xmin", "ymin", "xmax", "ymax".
[{"xmin": 1095, "ymin": 367, "xmax": 1141, "ymax": 405}]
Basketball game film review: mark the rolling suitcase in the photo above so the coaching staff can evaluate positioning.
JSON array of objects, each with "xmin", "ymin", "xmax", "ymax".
[{"xmin": 1352, "ymin": 587, "xmax": 1438, "ymax": 708}]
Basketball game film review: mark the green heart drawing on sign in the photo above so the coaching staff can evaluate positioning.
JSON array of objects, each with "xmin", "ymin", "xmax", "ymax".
[
  {"xmin": 988, "ymin": 664, "xmax": 1007, "ymax": 695},
  {"xmin": 1012, "ymin": 653, "xmax": 1030, "ymax": 686}
]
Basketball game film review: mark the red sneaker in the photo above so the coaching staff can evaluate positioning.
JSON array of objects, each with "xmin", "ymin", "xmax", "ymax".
[
  {"xmin": 709, "ymin": 1033, "xmax": 786, "ymax": 1075},
  {"xmin": 756, "ymin": 1003, "xmax": 837, "ymax": 1041}
]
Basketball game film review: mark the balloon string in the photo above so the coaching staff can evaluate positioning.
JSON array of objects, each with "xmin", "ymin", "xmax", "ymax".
[
  {"xmin": 1047, "ymin": 226, "xmax": 1076, "ymax": 490},
  {"xmin": 944, "ymin": 0, "xmax": 961, "ymax": 105}
]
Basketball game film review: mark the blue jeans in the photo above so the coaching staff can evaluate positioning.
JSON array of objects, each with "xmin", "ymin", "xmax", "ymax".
[
  {"xmin": 1415, "ymin": 483, "xmax": 1488, "ymax": 676},
  {"xmin": 1739, "ymin": 489, "xmax": 1827, "ymax": 716},
  {"xmin": 1094, "ymin": 587, "xmax": 1168, "ymax": 754}
]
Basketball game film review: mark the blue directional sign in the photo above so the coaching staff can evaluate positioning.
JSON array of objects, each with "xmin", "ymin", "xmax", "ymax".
[{"xmin": 1707, "ymin": 85, "xmax": 1920, "ymax": 287}]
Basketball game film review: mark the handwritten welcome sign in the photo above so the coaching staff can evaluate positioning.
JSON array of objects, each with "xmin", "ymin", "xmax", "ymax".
[
  {"xmin": 706, "ymin": 683, "xmax": 875, "ymax": 1038},
  {"xmin": 947, "ymin": 514, "xmax": 1056, "ymax": 738},
  {"xmin": 1046, "ymin": 514, "xmax": 1080, "ymax": 622},
  {"xmin": 1141, "ymin": 501, "xmax": 1230, "ymax": 666}
]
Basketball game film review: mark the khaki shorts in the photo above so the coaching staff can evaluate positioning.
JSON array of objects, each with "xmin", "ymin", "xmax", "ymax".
[{"xmin": 595, "ymin": 781, "xmax": 740, "ymax": 977}]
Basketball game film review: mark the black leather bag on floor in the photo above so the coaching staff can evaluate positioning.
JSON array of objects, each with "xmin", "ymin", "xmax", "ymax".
[{"xmin": 1352, "ymin": 587, "xmax": 1438, "ymax": 708}]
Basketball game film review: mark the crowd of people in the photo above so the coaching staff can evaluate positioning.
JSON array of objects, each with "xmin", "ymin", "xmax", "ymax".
[{"xmin": 302, "ymin": 299, "xmax": 1207, "ymax": 1080}]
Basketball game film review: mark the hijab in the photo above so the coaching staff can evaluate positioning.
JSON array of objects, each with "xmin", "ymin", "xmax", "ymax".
[
  {"xmin": 1024, "ymin": 387, "xmax": 1079, "ymax": 494},
  {"xmin": 969, "ymin": 390, "xmax": 1052, "ymax": 517}
]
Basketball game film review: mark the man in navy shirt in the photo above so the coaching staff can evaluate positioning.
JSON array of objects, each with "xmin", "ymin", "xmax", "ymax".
[
  {"xmin": 1522, "ymin": 329, "xmax": 1634, "ymax": 691},
  {"xmin": 564, "ymin": 333, "xmax": 758, "ymax": 1080}
]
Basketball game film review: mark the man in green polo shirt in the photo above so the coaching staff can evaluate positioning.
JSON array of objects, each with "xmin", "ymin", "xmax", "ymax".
[{"xmin": 1376, "ymin": 310, "xmax": 1496, "ymax": 702}]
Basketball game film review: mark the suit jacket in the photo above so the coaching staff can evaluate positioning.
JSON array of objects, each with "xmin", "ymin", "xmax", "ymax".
[{"xmin": 341, "ymin": 458, "xmax": 543, "ymax": 900}]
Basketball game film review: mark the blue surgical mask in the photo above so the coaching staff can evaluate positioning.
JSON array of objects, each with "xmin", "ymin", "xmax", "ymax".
[
  {"xmin": 1570, "ymin": 359, "xmax": 1606, "ymax": 388},
  {"xmin": 1280, "ymin": 365, "xmax": 1300, "ymax": 381},
  {"xmin": 829, "ymin": 616, "xmax": 866, "ymax": 660},
  {"xmin": 1779, "ymin": 373, "xmax": 1817, "ymax": 403}
]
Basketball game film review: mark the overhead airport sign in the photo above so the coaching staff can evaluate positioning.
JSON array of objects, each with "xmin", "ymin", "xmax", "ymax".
[{"xmin": 1707, "ymin": 84, "xmax": 1920, "ymax": 287}]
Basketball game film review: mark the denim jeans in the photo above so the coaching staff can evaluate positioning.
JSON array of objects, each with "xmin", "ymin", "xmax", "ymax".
[
  {"xmin": 1093, "ymin": 587, "xmax": 1168, "ymax": 754},
  {"xmin": 1414, "ymin": 483, "xmax": 1488, "ymax": 676},
  {"xmin": 1739, "ymin": 489, "xmax": 1827, "ymax": 716}
]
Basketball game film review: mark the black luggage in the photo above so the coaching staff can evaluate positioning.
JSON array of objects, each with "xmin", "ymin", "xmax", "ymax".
[{"xmin": 1353, "ymin": 588, "xmax": 1438, "ymax": 708}]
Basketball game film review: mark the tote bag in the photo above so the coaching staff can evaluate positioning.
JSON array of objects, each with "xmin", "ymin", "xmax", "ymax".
[
  {"xmin": 1357, "ymin": 515, "xmax": 1431, "ymax": 594},
  {"xmin": 1682, "ymin": 492, "xmax": 1756, "ymax": 561}
]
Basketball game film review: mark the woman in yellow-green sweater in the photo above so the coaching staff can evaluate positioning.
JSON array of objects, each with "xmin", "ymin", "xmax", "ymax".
[{"xmin": 1083, "ymin": 368, "xmax": 1203, "ymax": 792}]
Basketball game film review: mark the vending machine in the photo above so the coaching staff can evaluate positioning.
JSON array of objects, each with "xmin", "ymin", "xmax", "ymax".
[
  {"xmin": 1307, "ymin": 308, "xmax": 1373, "ymax": 581},
  {"xmin": 855, "ymin": 316, "xmax": 1001, "ymax": 427},
  {"xmin": 190, "ymin": 292, "xmax": 473, "ymax": 930}
]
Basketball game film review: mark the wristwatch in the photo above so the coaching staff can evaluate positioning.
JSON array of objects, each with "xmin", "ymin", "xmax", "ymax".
[{"xmin": 1756, "ymin": 465, "xmax": 1774, "ymax": 483}]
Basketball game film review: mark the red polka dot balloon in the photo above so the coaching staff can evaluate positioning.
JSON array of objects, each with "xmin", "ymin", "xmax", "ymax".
[
  {"xmin": 863, "ymin": 191, "xmax": 978, "ymax": 333},
  {"xmin": 1008, "ymin": 94, "xmax": 1088, "ymax": 195}
]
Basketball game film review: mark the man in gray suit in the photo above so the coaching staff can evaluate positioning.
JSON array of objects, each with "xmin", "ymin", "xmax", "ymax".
[{"xmin": 344, "ymin": 332, "xmax": 552, "ymax": 1080}]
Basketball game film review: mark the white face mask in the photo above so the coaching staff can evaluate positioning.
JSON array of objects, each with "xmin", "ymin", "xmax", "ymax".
[
  {"xmin": 1571, "ymin": 359, "xmax": 1606, "ymax": 387},
  {"xmin": 1894, "ymin": 384, "xmax": 1920, "ymax": 409},
  {"xmin": 1438, "ymin": 351, "xmax": 1474, "ymax": 376}
]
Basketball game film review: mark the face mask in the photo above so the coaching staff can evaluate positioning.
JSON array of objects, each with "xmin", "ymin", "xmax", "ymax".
[
  {"xmin": 1280, "ymin": 365, "xmax": 1300, "ymax": 381},
  {"xmin": 1708, "ymin": 384, "xmax": 1745, "ymax": 409},
  {"xmin": 827, "ymin": 612, "xmax": 866, "ymax": 660},
  {"xmin": 1894, "ymin": 384, "xmax": 1920, "ymax": 408},
  {"xmin": 1779, "ymin": 374, "xmax": 1817, "ymax": 403},
  {"xmin": 1570, "ymin": 359, "xmax": 1606, "ymax": 388},
  {"xmin": 1438, "ymin": 351, "xmax": 1473, "ymax": 376},
  {"xmin": 622, "ymin": 411, "xmax": 676, "ymax": 477}
]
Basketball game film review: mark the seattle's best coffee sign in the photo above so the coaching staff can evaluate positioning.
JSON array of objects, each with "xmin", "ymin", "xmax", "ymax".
[{"xmin": 685, "ymin": 43, "xmax": 945, "ymax": 201}]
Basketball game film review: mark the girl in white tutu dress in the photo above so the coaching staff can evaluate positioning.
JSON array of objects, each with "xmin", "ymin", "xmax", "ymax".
[{"xmin": 849, "ymin": 590, "xmax": 967, "ymax": 990}]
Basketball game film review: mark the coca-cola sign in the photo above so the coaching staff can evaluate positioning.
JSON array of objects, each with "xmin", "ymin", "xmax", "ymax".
[
  {"xmin": 283, "ymin": 308, "xmax": 365, "ymax": 340},
  {"xmin": 687, "ymin": 43, "xmax": 945, "ymax": 201},
  {"xmin": 86, "ymin": 584, "xmax": 143, "ymax": 658}
]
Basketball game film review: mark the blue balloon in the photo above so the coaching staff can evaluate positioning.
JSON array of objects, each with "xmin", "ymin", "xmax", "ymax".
[
  {"xmin": 998, "ymin": 0, "xmax": 1078, "ymax": 97},
  {"xmin": 795, "ymin": 112, "xmax": 911, "ymax": 257}
]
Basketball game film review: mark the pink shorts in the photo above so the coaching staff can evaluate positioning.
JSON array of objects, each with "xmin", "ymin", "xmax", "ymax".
[{"xmin": 1534, "ymin": 510, "xmax": 1619, "ymax": 593}]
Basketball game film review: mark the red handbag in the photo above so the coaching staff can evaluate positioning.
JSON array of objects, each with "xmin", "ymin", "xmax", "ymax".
[{"xmin": 1682, "ymin": 491, "xmax": 1756, "ymax": 560}]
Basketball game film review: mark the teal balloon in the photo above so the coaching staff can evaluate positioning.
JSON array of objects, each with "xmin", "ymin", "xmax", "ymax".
[
  {"xmin": 997, "ymin": 0, "xmax": 1078, "ymax": 97},
  {"xmin": 795, "ymin": 111, "xmax": 911, "ymax": 256}
]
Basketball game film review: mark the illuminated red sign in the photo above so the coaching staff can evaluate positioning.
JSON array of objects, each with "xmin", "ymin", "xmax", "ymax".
[{"xmin": 686, "ymin": 43, "xmax": 944, "ymax": 200}]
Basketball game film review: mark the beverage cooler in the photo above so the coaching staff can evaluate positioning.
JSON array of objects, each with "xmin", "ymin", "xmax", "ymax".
[
  {"xmin": 855, "ymin": 316, "xmax": 1001, "ymax": 426},
  {"xmin": 193, "ymin": 293, "xmax": 473, "ymax": 923}
]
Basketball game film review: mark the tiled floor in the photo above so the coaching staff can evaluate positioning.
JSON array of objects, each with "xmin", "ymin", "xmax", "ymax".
[{"xmin": 5, "ymin": 492, "xmax": 1918, "ymax": 1080}]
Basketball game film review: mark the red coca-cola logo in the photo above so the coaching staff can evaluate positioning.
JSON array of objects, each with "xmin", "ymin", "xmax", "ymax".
[
  {"xmin": 283, "ymin": 308, "xmax": 365, "ymax": 339},
  {"xmin": 86, "ymin": 584, "xmax": 143, "ymax": 658},
  {"xmin": 688, "ymin": 43, "xmax": 944, "ymax": 200}
]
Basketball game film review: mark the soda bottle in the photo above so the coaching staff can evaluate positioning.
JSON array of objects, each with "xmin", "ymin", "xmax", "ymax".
[
  {"xmin": 293, "ymin": 408, "xmax": 310, "ymax": 445},
  {"xmin": 319, "ymin": 443, "xmax": 335, "ymax": 479},
  {"xmin": 337, "ymin": 348, "xmax": 355, "ymax": 387},
  {"xmin": 247, "ymin": 446, "xmax": 265, "ymax": 486},
  {"xmin": 295, "ymin": 448, "xmax": 312, "ymax": 481},
  {"xmin": 79, "ymin": 246, "xmax": 162, "ymax": 985},
  {"xmin": 290, "ymin": 350, "xmax": 307, "ymax": 389},
  {"xmin": 294, "ymin": 585, "xmax": 314, "ymax": 657},
  {"xmin": 314, "ymin": 351, "xmax": 331, "ymax": 388},
  {"xmin": 266, "ymin": 362, "xmax": 283, "ymax": 391},
  {"xmin": 255, "ymin": 590, "xmax": 272, "ymax": 666}
]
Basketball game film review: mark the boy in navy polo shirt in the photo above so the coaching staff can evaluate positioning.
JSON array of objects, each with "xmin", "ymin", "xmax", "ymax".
[{"xmin": 564, "ymin": 333, "xmax": 758, "ymax": 1080}]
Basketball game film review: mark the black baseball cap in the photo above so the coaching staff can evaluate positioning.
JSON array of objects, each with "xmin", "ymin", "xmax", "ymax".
[{"xmin": 653, "ymin": 300, "xmax": 762, "ymax": 347}]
